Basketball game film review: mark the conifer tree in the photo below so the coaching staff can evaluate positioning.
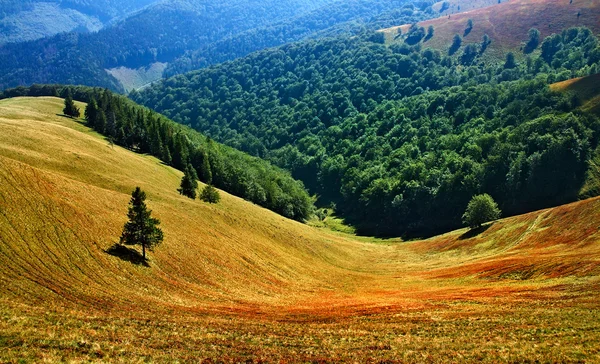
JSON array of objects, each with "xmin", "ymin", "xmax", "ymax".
[
  {"xmin": 84, "ymin": 98, "xmax": 98, "ymax": 128},
  {"xmin": 120, "ymin": 187, "xmax": 164, "ymax": 260},
  {"xmin": 178, "ymin": 164, "xmax": 198, "ymax": 199},
  {"xmin": 63, "ymin": 92, "xmax": 80, "ymax": 118},
  {"xmin": 199, "ymin": 151, "xmax": 212, "ymax": 184},
  {"xmin": 95, "ymin": 108, "xmax": 107, "ymax": 134},
  {"xmin": 200, "ymin": 184, "xmax": 220, "ymax": 204}
]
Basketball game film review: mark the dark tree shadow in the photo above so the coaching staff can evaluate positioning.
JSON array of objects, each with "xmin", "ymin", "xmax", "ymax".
[
  {"xmin": 448, "ymin": 43, "xmax": 461, "ymax": 56},
  {"xmin": 105, "ymin": 243, "xmax": 149, "ymax": 267},
  {"xmin": 463, "ymin": 27, "xmax": 472, "ymax": 37},
  {"xmin": 459, "ymin": 223, "xmax": 494, "ymax": 240}
]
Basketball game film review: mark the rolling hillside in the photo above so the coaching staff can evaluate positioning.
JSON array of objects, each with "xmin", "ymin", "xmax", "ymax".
[
  {"xmin": 381, "ymin": 0, "xmax": 600, "ymax": 59},
  {"xmin": 1, "ymin": 97, "xmax": 600, "ymax": 361}
]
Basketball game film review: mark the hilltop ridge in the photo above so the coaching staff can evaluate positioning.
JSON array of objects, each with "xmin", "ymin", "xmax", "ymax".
[{"xmin": 381, "ymin": 0, "xmax": 600, "ymax": 59}]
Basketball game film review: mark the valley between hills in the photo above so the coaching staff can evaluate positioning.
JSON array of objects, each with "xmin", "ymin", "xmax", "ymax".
[{"xmin": 1, "ymin": 97, "xmax": 599, "ymax": 362}]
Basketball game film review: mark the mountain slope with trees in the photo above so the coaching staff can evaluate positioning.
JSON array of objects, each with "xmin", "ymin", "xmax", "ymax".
[
  {"xmin": 381, "ymin": 0, "xmax": 600, "ymax": 60},
  {"xmin": 1, "ymin": 85, "xmax": 313, "ymax": 221},
  {"xmin": 1, "ymin": 96, "xmax": 600, "ymax": 361},
  {"xmin": 164, "ymin": 0, "xmax": 436, "ymax": 77},
  {"xmin": 0, "ymin": 0, "xmax": 492, "ymax": 92},
  {"xmin": 0, "ymin": 0, "xmax": 340, "ymax": 92},
  {"xmin": 133, "ymin": 27, "xmax": 600, "ymax": 236},
  {"xmin": 0, "ymin": 0, "xmax": 158, "ymax": 45}
]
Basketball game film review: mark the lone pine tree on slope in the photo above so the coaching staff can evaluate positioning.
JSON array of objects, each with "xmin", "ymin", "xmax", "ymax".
[
  {"xmin": 178, "ymin": 164, "xmax": 198, "ymax": 199},
  {"xmin": 120, "ymin": 187, "xmax": 164, "ymax": 260}
]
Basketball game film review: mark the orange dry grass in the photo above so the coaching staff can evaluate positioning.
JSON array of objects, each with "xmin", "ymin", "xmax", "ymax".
[
  {"xmin": 381, "ymin": 0, "xmax": 600, "ymax": 60},
  {"xmin": 1, "ymin": 97, "xmax": 600, "ymax": 362}
]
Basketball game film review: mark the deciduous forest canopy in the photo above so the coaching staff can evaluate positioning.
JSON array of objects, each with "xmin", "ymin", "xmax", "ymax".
[{"xmin": 132, "ymin": 27, "xmax": 600, "ymax": 236}]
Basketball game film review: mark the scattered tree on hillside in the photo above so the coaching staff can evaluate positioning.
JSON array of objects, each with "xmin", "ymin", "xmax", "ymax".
[
  {"xmin": 504, "ymin": 51, "xmax": 517, "ymax": 68},
  {"xmin": 120, "ymin": 187, "xmax": 164, "ymax": 260},
  {"xmin": 449, "ymin": 34, "xmax": 462, "ymax": 55},
  {"xmin": 462, "ymin": 194, "xmax": 501, "ymax": 229},
  {"xmin": 394, "ymin": 27, "xmax": 403, "ymax": 40},
  {"xmin": 464, "ymin": 19, "xmax": 473, "ymax": 36},
  {"xmin": 461, "ymin": 44, "xmax": 479, "ymax": 65},
  {"xmin": 178, "ymin": 164, "xmax": 199, "ymax": 199},
  {"xmin": 405, "ymin": 23, "xmax": 426, "ymax": 45},
  {"xmin": 63, "ymin": 92, "xmax": 80, "ymax": 118},
  {"xmin": 425, "ymin": 25, "xmax": 434, "ymax": 41},
  {"xmin": 439, "ymin": 1, "xmax": 449, "ymax": 13},
  {"xmin": 524, "ymin": 28, "xmax": 540, "ymax": 54},
  {"xmin": 481, "ymin": 33, "xmax": 491, "ymax": 54},
  {"xmin": 200, "ymin": 184, "xmax": 221, "ymax": 204}
]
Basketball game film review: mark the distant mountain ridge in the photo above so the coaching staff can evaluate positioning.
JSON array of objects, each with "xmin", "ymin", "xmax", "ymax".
[
  {"xmin": 0, "ymin": 0, "xmax": 472, "ymax": 92},
  {"xmin": 0, "ymin": 0, "xmax": 344, "ymax": 92},
  {"xmin": 0, "ymin": 0, "xmax": 158, "ymax": 44}
]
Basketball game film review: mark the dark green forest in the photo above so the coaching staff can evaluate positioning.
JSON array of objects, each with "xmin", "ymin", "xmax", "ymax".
[
  {"xmin": 164, "ymin": 0, "xmax": 435, "ymax": 77},
  {"xmin": 133, "ymin": 27, "xmax": 600, "ymax": 236},
  {"xmin": 0, "ymin": 0, "xmax": 440, "ymax": 92},
  {"xmin": 0, "ymin": 85, "xmax": 313, "ymax": 221}
]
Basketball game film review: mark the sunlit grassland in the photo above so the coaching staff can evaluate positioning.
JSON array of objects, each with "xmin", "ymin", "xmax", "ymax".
[{"xmin": 1, "ymin": 97, "xmax": 599, "ymax": 362}]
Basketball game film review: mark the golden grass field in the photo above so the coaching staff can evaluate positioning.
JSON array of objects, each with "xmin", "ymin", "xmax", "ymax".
[
  {"xmin": 1, "ymin": 97, "xmax": 600, "ymax": 362},
  {"xmin": 381, "ymin": 0, "xmax": 600, "ymax": 60}
]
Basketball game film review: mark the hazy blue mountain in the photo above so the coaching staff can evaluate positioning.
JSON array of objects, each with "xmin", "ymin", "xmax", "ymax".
[
  {"xmin": 0, "ymin": 0, "xmax": 340, "ymax": 91},
  {"xmin": 0, "ymin": 0, "xmax": 158, "ymax": 44}
]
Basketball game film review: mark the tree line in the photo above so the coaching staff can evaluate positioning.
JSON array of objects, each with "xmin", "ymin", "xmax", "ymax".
[{"xmin": 0, "ymin": 84, "xmax": 313, "ymax": 221}]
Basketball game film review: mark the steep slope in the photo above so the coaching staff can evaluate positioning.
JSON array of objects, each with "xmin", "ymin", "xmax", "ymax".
[
  {"xmin": 0, "ymin": 0, "xmax": 158, "ymax": 45},
  {"xmin": 0, "ymin": 0, "xmax": 339, "ymax": 92},
  {"xmin": 381, "ymin": 0, "xmax": 600, "ymax": 59},
  {"xmin": 133, "ymin": 27, "xmax": 600, "ymax": 236},
  {"xmin": 1, "ymin": 97, "xmax": 600, "ymax": 361},
  {"xmin": 164, "ymin": 0, "xmax": 434, "ymax": 78},
  {"xmin": 0, "ymin": 97, "xmax": 361, "ymax": 309}
]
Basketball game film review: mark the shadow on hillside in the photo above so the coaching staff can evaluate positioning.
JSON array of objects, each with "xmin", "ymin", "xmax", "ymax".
[
  {"xmin": 459, "ymin": 223, "xmax": 493, "ymax": 240},
  {"xmin": 56, "ymin": 113, "xmax": 77, "ymax": 119},
  {"xmin": 105, "ymin": 243, "xmax": 149, "ymax": 267}
]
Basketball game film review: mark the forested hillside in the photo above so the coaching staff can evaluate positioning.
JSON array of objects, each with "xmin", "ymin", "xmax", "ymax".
[
  {"xmin": 0, "ymin": 0, "xmax": 157, "ymax": 44},
  {"xmin": 0, "ymin": 0, "xmax": 339, "ymax": 91},
  {"xmin": 1, "ymin": 85, "xmax": 313, "ymax": 221},
  {"xmin": 0, "ymin": 0, "xmax": 478, "ymax": 92},
  {"xmin": 133, "ymin": 27, "xmax": 600, "ymax": 236},
  {"xmin": 165, "ymin": 0, "xmax": 435, "ymax": 77}
]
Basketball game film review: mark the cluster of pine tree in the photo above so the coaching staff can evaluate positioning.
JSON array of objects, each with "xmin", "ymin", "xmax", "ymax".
[{"xmin": 0, "ymin": 84, "xmax": 312, "ymax": 221}]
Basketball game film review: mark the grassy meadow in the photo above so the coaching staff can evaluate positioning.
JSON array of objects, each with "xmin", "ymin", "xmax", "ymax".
[{"xmin": 0, "ymin": 97, "xmax": 600, "ymax": 362}]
